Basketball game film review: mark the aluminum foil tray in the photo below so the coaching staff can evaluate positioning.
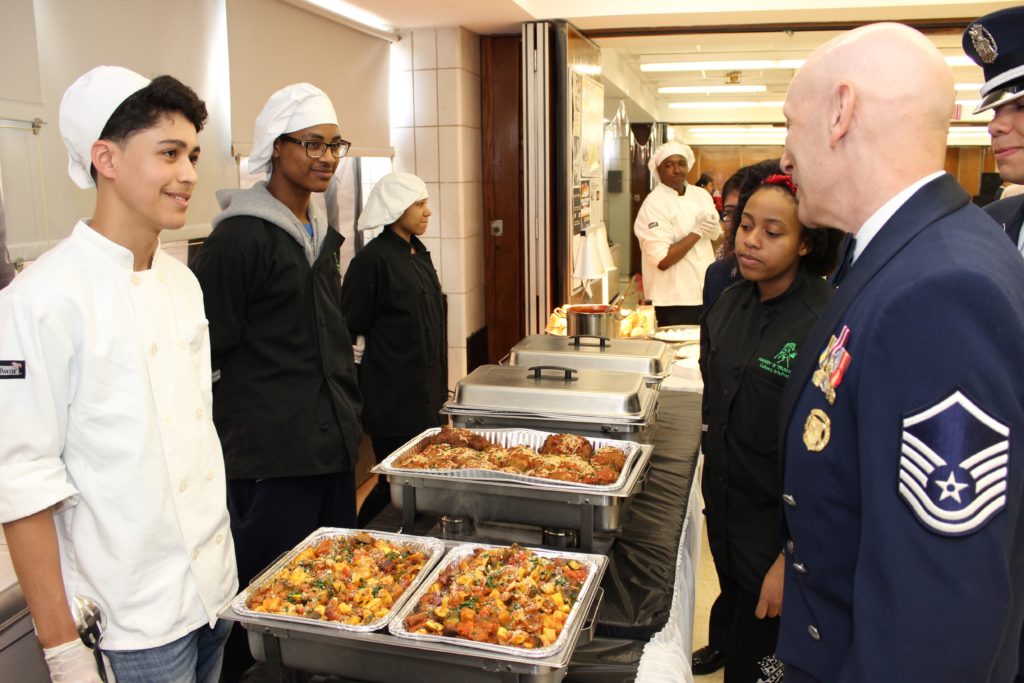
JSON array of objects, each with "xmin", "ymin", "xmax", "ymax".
[
  {"xmin": 375, "ymin": 427, "xmax": 643, "ymax": 493},
  {"xmin": 231, "ymin": 528, "xmax": 445, "ymax": 633},
  {"xmin": 388, "ymin": 543, "xmax": 606, "ymax": 659}
]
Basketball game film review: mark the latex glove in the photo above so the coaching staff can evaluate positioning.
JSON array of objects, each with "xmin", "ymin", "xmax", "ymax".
[
  {"xmin": 353, "ymin": 335, "xmax": 366, "ymax": 365},
  {"xmin": 43, "ymin": 639, "xmax": 105, "ymax": 683},
  {"xmin": 696, "ymin": 211, "xmax": 723, "ymax": 241}
]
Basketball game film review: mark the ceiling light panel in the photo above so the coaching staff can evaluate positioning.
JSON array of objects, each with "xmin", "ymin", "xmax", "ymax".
[{"xmin": 659, "ymin": 85, "xmax": 767, "ymax": 94}]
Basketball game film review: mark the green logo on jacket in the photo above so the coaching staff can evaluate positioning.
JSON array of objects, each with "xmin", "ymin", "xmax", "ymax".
[{"xmin": 759, "ymin": 342, "xmax": 797, "ymax": 379}]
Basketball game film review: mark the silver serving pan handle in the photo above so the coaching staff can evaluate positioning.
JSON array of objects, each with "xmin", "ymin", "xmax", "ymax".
[
  {"xmin": 527, "ymin": 365, "xmax": 579, "ymax": 382},
  {"xmin": 576, "ymin": 586, "xmax": 605, "ymax": 645},
  {"xmin": 568, "ymin": 334, "xmax": 611, "ymax": 349}
]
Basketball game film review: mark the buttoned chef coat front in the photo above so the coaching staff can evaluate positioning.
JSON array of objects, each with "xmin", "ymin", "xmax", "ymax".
[
  {"xmin": 633, "ymin": 182, "xmax": 718, "ymax": 306},
  {"xmin": 0, "ymin": 222, "xmax": 238, "ymax": 650}
]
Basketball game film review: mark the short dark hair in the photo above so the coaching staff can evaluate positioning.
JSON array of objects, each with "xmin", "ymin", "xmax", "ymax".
[
  {"xmin": 90, "ymin": 75, "xmax": 207, "ymax": 182},
  {"xmin": 721, "ymin": 170, "xmax": 747, "ymax": 202},
  {"xmin": 728, "ymin": 159, "xmax": 843, "ymax": 277},
  {"xmin": 696, "ymin": 172, "xmax": 713, "ymax": 188}
]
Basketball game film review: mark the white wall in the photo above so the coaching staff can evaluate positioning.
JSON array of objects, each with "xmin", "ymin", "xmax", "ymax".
[
  {"xmin": 226, "ymin": 0, "xmax": 392, "ymax": 157},
  {"xmin": 391, "ymin": 27, "xmax": 485, "ymax": 390},
  {"xmin": 0, "ymin": 0, "xmax": 236, "ymax": 258}
]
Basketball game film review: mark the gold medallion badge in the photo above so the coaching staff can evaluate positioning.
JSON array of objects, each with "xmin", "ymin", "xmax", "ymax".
[
  {"xmin": 969, "ymin": 23, "xmax": 998, "ymax": 64},
  {"xmin": 803, "ymin": 408, "xmax": 831, "ymax": 452}
]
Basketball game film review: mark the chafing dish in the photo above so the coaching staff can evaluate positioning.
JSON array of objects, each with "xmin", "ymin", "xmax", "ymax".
[
  {"xmin": 376, "ymin": 427, "xmax": 645, "ymax": 492},
  {"xmin": 372, "ymin": 427, "xmax": 654, "ymax": 550},
  {"xmin": 509, "ymin": 334, "xmax": 674, "ymax": 378},
  {"xmin": 220, "ymin": 541, "xmax": 607, "ymax": 683},
  {"xmin": 442, "ymin": 364, "xmax": 659, "ymax": 437}
]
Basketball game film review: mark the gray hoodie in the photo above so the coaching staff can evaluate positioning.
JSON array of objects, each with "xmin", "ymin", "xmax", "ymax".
[{"xmin": 212, "ymin": 181, "xmax": 329, "ymax": 266}]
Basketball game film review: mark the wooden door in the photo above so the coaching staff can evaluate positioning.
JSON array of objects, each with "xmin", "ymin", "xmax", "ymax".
[{"xmin": 481, "ymin": 35, "xmax": 525, "ymax": 362}]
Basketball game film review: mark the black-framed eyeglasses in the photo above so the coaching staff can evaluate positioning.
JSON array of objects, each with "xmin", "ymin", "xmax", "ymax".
[
  {"xmin": 280, "ymin": 135, "xmax": 351, "ymax": 159},
  {"xmin": 720, "ymin": 208, "xmax": 736, "ymax": 222}
]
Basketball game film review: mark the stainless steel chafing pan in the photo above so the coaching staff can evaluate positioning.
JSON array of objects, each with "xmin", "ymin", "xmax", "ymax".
[{"xmin": 509, "ymin": 334, "xmax": 674, "ymax": 378}]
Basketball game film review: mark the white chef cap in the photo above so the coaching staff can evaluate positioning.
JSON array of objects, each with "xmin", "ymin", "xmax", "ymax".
[
  {"xmin": 648, "ymin": 141, "xmax": 696, "ymax": 183},
  {"xmin": 59, "ymin": 66, "xmax": 151, "ymax": 189},
  {"xmin": 249, "ymin": 83, "xmax": 339, "ymax": 177},
  {"xmin": 358, "ymin": 173, "xmax": 428, "ymax": 230}
]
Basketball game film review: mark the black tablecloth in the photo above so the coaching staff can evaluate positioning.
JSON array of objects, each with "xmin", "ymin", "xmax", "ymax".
[{"xmin": 593, "ymin": 390, "xmax": 701, "ymax": 640}]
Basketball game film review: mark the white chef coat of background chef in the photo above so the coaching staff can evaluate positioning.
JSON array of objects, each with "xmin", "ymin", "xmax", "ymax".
[
  {"xmin": 0, "ymin": 222, "xmax": 238, "ymax": 650},
  {"xmin": 633, "ymin": 181, "xmax": 718, "ymax": 306}
]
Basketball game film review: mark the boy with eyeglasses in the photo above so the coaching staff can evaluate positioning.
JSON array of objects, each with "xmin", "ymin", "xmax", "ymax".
[{"xmin": 190, "ymin": 83, "xmax": 362, "ymax": 681}]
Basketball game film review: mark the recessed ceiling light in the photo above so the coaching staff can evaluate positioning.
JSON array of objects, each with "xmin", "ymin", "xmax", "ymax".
[
  {"xmin": 642, "ymin": 59, "xmax": 804, "ymax": 72},
  {"xmin": 301, "ymin": 0, "xmax": 392, "ymax": 32},
  {"xmin": 669, "ymin": 100, "xmax": 784, "ymax": 109},
  {"xmin": 643, "ymin": 56, "xmax": 978, "ymax": 72},
  {"xmin": 659, "ymin": 85, "xmax": 767, "ymax": 94}
]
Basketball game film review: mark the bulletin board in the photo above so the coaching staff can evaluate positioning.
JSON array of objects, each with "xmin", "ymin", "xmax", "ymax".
[{"xmin": 570, "ymin": 71, "xmax": 604, "ymax": 236}]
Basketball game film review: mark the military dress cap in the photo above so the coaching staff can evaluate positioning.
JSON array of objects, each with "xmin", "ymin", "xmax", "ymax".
[{"xmin": 963, "ymin": 6, "xmax": 1024, "ymax": 113}]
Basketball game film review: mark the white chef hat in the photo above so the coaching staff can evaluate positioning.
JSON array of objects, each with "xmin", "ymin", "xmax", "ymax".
[
  {"xmin": 648, "ymin": 141, "xmax": 696, "ymax": 183},
  {"xmin": 358, "ymin": 173, "xmax": 428, "ymax": 230},
  {"xmin": 59, "ymin": 66, "xmax": 151, "ymax": 189},
  {"xmin": 249, "ymin": 83, "xmax": 339, "ymax": 177}
]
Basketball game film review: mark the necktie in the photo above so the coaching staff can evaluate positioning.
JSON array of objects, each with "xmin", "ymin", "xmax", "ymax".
[{"xmin": 830, "ymin": 236, "xmax": 857, "ymax": 286}]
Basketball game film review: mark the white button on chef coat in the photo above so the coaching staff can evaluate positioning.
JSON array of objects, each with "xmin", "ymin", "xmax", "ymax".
[{"xmin": 0, "ymin": 222, "xmax": 238, "ymax": 651}]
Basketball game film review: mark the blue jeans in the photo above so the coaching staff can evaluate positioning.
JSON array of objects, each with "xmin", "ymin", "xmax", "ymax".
[{"xmin": 104, "ymin": 619, "xmax": 231, "ymax": 683}]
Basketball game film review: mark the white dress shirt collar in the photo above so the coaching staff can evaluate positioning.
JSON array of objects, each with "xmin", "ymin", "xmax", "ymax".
[{"xmin": 852, "ymin": 171, "xmax": 945, "ymax": 263}]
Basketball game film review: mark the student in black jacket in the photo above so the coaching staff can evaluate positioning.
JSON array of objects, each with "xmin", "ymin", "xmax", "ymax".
[
  {"xmin": 694, "ymin": 159, "xmax": 781, "ymax": 676},
  {"xmin": 342, "ymin": 173, "xmax": 447, "ymax": 526},
  {"xmin": 700, "ymin": 174, "xmax": 841, "ymax": 683},
  {"xmin": 190, "ymin": 83, "xmax": 362, "ymax": 682}
]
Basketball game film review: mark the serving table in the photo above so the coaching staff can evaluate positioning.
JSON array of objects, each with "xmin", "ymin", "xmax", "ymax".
[{"xmin": 231, "ymin": 388, "xmax": 703, "ymax": 682}]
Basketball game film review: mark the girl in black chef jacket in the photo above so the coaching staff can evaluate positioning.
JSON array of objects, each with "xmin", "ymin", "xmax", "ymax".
[
  {"xmin": 699, "ymin": 172, "xmax": 842, "ymax": 683},
  {"xmin": 342, "ymin": 173, "xmax": 448, "ymax": 526}
]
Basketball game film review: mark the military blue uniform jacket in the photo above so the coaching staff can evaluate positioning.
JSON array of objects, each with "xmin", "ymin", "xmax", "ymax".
[
  {"xmin": 776, "ymin": 174, "xmax": 1024, "ymax": 682},
  {"xmin": 985, "ymin": 193, "xmax": 1024, "ymax": 249}
]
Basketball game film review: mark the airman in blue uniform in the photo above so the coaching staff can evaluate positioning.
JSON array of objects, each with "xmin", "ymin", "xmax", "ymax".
[
  {"xmin": 964, "ymin": 7, "xmax": 1024, "ymax": 257},
  {"xmin": 776, "ymin": 23, "xmax": 1024, "ymax": 682}
]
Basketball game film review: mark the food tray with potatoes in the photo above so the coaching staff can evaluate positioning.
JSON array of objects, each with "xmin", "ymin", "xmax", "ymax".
[
  {"xmin": 375, "ymin": 426, "xmax": 645, "ymax": 493},
  {"xmin": 230, "ymin": 528, "xmax": 445, "ymax": 633},
  {"xmin": 389, "ymin": 543, "xmax": 606, "ymax": 660}
]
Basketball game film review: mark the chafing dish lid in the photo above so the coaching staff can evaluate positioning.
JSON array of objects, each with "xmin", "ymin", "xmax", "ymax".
[
  {"xmin": 509, "ymin": 334, "xmax": 674, "ymax": 376},
  {"xmin": 451, "ymin": 364, "xmax": 650, "ymax": 416}
]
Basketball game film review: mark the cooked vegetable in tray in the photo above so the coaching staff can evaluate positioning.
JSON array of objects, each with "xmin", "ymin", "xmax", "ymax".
[
  {"xmin": 401, "ymin": 544, "xmax": 589, "ymax": 650},
  {"xmin": 245, "ymin": 531, "xmax": 434, "ymax": 626}
]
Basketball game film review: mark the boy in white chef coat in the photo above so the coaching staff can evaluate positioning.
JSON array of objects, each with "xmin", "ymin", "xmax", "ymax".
[{"xmin": 0, "ymin": 66, "xmax": 237, "ymax": 683}]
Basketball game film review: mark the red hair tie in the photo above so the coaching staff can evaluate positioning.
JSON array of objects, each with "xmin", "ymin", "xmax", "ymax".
[{"xmin": 762, "ymin": 174, "xmax": 798, "ymax": 195}]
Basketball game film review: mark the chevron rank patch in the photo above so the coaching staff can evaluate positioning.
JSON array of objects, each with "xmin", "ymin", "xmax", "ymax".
[{"xmin": 899, "ymin": 390, "xmax": 1009, "ymax": 536}]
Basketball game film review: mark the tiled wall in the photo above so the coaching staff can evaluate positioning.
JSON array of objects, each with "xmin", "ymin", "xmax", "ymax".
[{"xmin": 391, "ymin": 27, "xmax": 486, "ymax": 391}]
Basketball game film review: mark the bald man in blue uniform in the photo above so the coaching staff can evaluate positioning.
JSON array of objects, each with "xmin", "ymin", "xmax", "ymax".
[{"xmin": 776, "ymin": 23, "xmax": 1024, "ymax": 682}]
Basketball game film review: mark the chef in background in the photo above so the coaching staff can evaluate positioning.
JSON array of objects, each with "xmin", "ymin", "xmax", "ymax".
[
  {"xmin": 633, "ymin": 141, "xmax": 721, "ymax": 326},
  {"xmin": 342, "ymin": 172, "xmax": 448, "ymax": 526}
]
